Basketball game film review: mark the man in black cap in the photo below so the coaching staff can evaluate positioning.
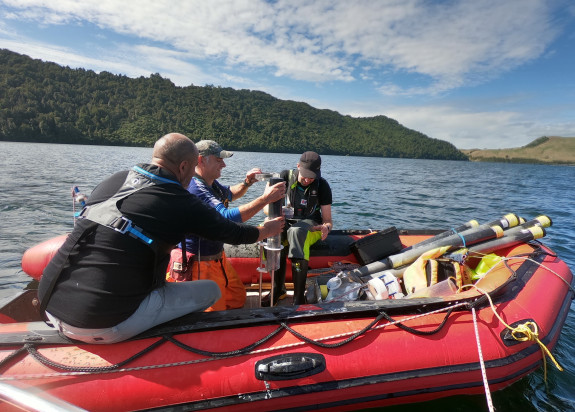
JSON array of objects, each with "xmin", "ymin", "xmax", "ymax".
[{"xmin": 263, "ymin": 151, "xmax": 333, "ymax": 306}]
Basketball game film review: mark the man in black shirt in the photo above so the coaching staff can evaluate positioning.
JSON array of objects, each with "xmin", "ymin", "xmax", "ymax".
[
  {"xmin": 263, "ymin": 151, "xmax": 333, "ymax": 306},
  {"xmin": 39, "ymin": 133, "xmax": 284, "ymax": 343}
]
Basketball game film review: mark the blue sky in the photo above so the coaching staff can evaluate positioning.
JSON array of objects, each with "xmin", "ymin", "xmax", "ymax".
[{"xmin": 1, "ymin": 0, "xmax": 574, "ymax": 149}]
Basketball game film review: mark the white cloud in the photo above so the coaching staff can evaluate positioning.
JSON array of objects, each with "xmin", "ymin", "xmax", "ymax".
[
  {"xmin": 0, "ymin": 39, "xmax": 116, "ymax": 71},
  {"xmin": 113, "ymin": 45, "xmax": 218, "ymax": 86},
  {"xmin": 1, "ymin": 0, "xmax": 559, "ymax": 90},
  {"xmin": 381, "ymin": 105, "xmax": 574, "ymax": 150},
  {"xmin": 0, "ymin": 37, "xmax": 219, "ymax": 87}
]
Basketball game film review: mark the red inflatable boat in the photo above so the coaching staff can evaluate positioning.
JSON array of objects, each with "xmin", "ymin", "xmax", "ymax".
[{"xmin": 0, "ymin": 218, "xmax": 573, "ymax": 411}]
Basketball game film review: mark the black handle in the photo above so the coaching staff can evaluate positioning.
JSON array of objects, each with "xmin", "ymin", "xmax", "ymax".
[{"xmin": 255, "ymin": 353, "xmax": 326, "ymax": 381}]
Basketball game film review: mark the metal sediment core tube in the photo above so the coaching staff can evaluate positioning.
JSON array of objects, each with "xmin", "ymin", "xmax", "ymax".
[{"xmin": 266, "ymin": 176, "xmax": 284, "ymax": 271}]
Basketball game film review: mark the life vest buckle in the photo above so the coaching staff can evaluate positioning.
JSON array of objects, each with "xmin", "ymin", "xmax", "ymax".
[
  {"xmin": 110, "ymin": 216, "xmax": 133, "ymax": 234},
  {"xmin": 109, "ymin": 217, "xmax": 154, "ymax": 246}
]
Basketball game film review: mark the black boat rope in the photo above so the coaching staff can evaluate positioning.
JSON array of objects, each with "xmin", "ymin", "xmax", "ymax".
[
  {"xmin": 379, "ymin": 307, "xmax": 456, "ymax": 336},
  {"xmin": 24, "ymin": 337, "xmax": 168, "ymax": 373},
  {"xmin": 162, "ymin": 325, "xmax": 285, "ymax": 357},
  {"xmin": 279, "ymin": 312, "xmax": 388, "ymax": 348},
  {"xmin": 0, "ymin": 345, "xmax": 28, "ymax": 370}
]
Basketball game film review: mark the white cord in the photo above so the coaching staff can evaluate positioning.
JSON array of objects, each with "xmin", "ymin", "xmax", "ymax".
[{"xmin": 472, "ymin": 307, "xmax": 495, "ymax": 412}]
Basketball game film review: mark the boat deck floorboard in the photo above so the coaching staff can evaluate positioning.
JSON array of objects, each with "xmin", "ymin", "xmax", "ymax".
[{"xmin": 245, "ymin": 289, "xmax": 294, "ymax": 308}]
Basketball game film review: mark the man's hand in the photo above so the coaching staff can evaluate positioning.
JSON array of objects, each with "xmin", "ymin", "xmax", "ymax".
[
  {"xmin": 244, "ymin": 168, "xmax": 262, "ymax": 186},
  {"xmin": 312, "ymin": 224, "xmax": 330, "ymax": 241},
  {"xmin": 262, "ymin": 181, "xmax": 286, "ymax": 204},
  {"xmin": 258, "ymin": 216, "xmax": 285, "ymax": 241}
]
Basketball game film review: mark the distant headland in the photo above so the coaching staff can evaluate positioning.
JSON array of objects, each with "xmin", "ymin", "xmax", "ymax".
[{"xmin": 461, "ymin": 136, "xmax": 575, "ymax": 165}]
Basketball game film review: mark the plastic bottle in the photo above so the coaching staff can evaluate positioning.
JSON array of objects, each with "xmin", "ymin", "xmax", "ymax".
[
  {"xmin": 407, "ymin": 278, "xmax": 457, "ymax": 299},
  {"xmin": 325, "ymin": 272, "xmax": 362, "ymax": 302}
]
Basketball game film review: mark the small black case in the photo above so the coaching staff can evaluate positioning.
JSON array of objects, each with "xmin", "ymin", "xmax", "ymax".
[{"xmin": 350, "ymin": 227, "xmax": 403, "ymax": 265}]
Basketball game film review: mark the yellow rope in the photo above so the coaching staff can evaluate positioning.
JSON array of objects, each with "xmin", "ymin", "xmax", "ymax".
[{"xmin": 462, "ymin": 283, "xmax": 564, "ymax": 382}]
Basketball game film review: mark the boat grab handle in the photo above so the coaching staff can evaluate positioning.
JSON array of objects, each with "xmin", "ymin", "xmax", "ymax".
[{"xmin": 255, "ymin": 353, "xmax": 326, "ymax": 380}]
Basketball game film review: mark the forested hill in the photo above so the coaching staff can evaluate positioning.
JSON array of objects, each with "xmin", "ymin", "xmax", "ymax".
[{"xmin": 0, "ymin": 49, "xmax": 467, "ymax": 160}]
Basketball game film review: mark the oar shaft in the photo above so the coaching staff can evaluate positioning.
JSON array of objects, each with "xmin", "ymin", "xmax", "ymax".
[
  {"xmin": 466, "ymin": 215, "xmax": 550, "ymax": 252},
  {"xmin": 388, "ymin": 224, "xmax": 503, "ymax": 268},
  {"xmin": 355, "ymin": 223, "xmax": 504, "ymax": 276},
  {"xmin": 399, "ymin": 213, "xmax": 520, "ymax": 253},
  {"xmin": 514, "ymin": 215, "xmax": 552, "ymax": 230},
  {"xmin": 399, "ymin": 219, "xmax": 479, "ymax": 252},
  {"xmin": 491, "ymin": 213, "xmax": 522, "ymax": 230},
  {"xmin": 468, "ymin": 226, "xmax": 546, "ymax": 254}
]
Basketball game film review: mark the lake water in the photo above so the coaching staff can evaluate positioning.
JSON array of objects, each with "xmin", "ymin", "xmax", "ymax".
[{"xmin": 0, "ymin": 141, "xmax": 574, "ymax": 411}]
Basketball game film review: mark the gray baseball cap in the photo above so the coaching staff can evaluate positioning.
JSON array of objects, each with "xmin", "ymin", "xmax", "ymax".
[{"xmin": 196, "ymin": 140, "xmax": 234, "ymax": 158}]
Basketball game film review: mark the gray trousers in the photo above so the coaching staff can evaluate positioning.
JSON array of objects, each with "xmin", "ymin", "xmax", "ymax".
[
  {"xmin": 286, "ymin": 219, "xmax": 320, "ymax": 261},
  {"xmin": 47, "ymin": 279, "xmax": 221, "ymax": 344}
]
